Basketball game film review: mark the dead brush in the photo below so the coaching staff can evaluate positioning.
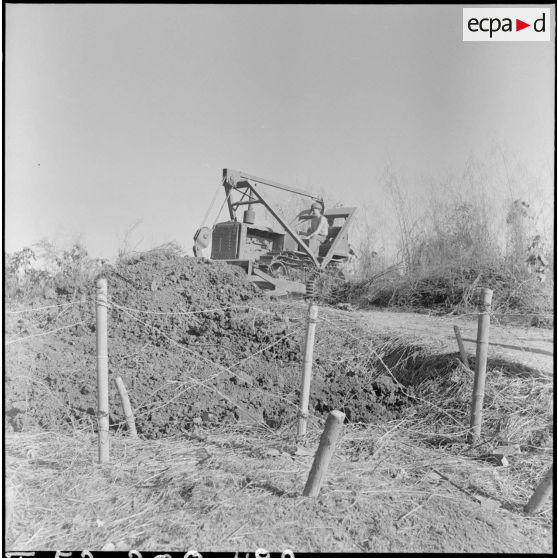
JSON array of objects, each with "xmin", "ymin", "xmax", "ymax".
[
  {"xmin": 314, "ymin": 313, "xmax": 553, "ymax": 485},
  {"xmin": 3, "ymin": 424, "xmax": 361, "ymax": 550},
  {"xmin": 375, "ymin": 344, "xmax": 552, "ymax": 448},
  {"xmin": 6, "ymin": 427, "xmax": 294, "ymax": 550},
  {"xmin": 5, "ymin": 420, "xmax": 552, "ymax": 553},
  {"xmin": 331, "ymin": 260, "xmax": 553, "ymax": 326}
]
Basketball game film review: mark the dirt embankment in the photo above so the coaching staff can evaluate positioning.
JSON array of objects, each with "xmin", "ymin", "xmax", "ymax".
[{"xmin": 5, "ymin": 252, "xmax": 409, "ymax": 438}]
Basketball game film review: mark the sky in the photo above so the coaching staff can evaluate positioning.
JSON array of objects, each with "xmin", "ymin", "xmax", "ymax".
[{"xmin": 5, "ymin": 4, "xmax": 556, "ymax": 261}]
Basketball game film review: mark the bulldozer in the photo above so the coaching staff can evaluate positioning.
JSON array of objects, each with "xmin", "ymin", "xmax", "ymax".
[{"xmin": 193, "ymin": 169, "xmax": 357, "ymax": 296}]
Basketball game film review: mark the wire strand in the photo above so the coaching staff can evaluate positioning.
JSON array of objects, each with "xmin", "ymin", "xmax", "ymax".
[
  {"xmin": 5, "ymin": 322, "xmax": 87, "ymax": 345},
  {"xmin": 200, "ymin": 178, "xmax": 224, "ymax": 228},
  {"xmin": 319, "ymin": 315, "xmax": 467, "ymax": 428},
  {"xmin": 212, "ymin": 183, "xmax": 235, "ymax": 229},
  {"xmin": 111, "ymin": 305, "xmax": 313, "ymax": 425},
  {"xmin": 6, "ymin": 300, "xmax": 89, "ymax": 314},
  {"xmin": 110, "ymin": 301, "xmax": 278, "ymax": 317}
]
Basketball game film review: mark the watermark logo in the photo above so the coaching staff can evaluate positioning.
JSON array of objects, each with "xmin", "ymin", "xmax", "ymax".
[{"xmin": 463, "ymin": 8, "xmax": 550, "ymax": 41}]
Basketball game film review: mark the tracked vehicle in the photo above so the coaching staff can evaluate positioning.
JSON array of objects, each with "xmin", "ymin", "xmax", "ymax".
[{"xmin": 194, "ymin": 169, "xmax": 356, "ymax": 296}]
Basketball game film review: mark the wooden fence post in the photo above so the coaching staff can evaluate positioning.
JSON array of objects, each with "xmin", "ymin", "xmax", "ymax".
[
  {"xmin": 115, "ymin": 376, "xmax": 138, "ymax": 439},
  {"xmin": 524, "ymin": 465, "xmax": 554, "ymax": 514},
  {"xmin": 303, "ymin": 410, "xmax": 346, "ymax": 497},
  {"xmin": 468, "ymin": 288, "xmax": 493, "ymax": 444},
  {"xmin": 453, "ymin": 325, "xmax": 469, "ymax": 368},
  {"xmin": 96, "ymin": 277, "xmax": 110, "ymax": 463},
  {"xmin": 298, "ymin": 302, "xmax": 319, "ymax": 437}
]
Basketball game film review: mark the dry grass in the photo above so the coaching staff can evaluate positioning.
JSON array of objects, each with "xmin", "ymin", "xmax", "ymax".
[
  {"xmin": 394, "ymin": 351, "xmax": 554, "ymax": 449},
  {"xmin": 5, "ymin": 420, "xmax": 553, "ymax": 552},
  {"xmin": 312, "ymin": 309, "xmax": 554, "ymax": 452},
  {"xmin": 4, "ymin": 301, "xmax": 554, "ymax": 552},
  {"xmin": 337, "ymin": 156, "xmax": 553, "ymax": 322},
  {"xmin": 332, "ymin": 264, "xmax": 553, "ymax": 325}
]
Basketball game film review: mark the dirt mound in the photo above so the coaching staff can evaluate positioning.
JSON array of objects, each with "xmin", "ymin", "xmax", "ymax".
[
  {"xmin": 110, "ymin": 251, "xmax": 263, "ymax": 308},
  {"xmin": 5, "ymin": 251, "xmax": 410, "ymax": 437}
]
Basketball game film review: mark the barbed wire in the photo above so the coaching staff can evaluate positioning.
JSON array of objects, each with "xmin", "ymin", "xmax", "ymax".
[
  {"xmin": 461, "ymin": 332, "xmax": 553, "ymax": 360},
  {"xmin": 192, "ymin": 334, "xmax": 319, "ymax": 422},
  {"xmin": 445, "ymin": 316, "xmax": 553, "ymax": 369},
  {"xmin": 315, "ymin": 306, "xmax": 553, "ymax": 321},
  {"xmin": 120, "ymin": 323, "xmax": 308, "ymax": 424},
  {"xmin": 5, "ymin": 296, "xmax": 314, "ymax": 433},
  {"xmin": 5, "ymin": 322, "xmax": 88, "ymax": 346},
  {"xmin": 4, "ymin": 294, "xmax": 303, "ymax": 319},
  {"xmin": 5, "ymin": 300, "xmax": 89, "ymax": 315},
  {"xmin": 319, "ymin": 315, "xmax": 467, "ymax": 429},
  {"xmin": 110, "ymin": 301, "xmax": 290, "ymax": 318},
  {"xmin": 110, "ymin": 304, "xmax": 315, "ymax": 429},
  {"xmin": 115, "ymin": 377, "xmax": 214, "ymax": 429},
  {"xmin": 112, "ymin": 303, "xmax": 300, "ymax": 380},
  {"xmin": 110, "ymin": 302, "xmax": 243, "ymax": 316},
  {"xmin": 189, "ymin": 378, "xmax": 275, "ymax": 433},
  {"xmin": 317, "ymin": 306, "xmax": 553, "ymax": 368}
]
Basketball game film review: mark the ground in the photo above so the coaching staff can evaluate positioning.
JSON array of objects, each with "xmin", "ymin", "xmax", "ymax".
[
  {"xmin": 4, "ymin": 424, "xmax": 553, "ymax": 553},
  {"xmin": 348, "ymin": 307, "xmax": 553, "ymax": 377},
  {"xmin": 4, "ymin": 252, "xmax": 554, "ymax": 552}
]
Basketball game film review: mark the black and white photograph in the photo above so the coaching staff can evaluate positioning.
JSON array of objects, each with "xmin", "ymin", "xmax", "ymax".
[{"xmin": 4, "ymin": 4, "xmax": 555, "ymax": 553}]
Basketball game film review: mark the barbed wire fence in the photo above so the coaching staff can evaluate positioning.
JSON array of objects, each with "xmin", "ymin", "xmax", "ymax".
[
  {"xmin": 5, "ymin": 287, "xmax": 553, "ymax": 438},
  {"xmin": 107, "ymin": 302, "xmax": 313, "ymax": 432},
  {"xmin": 4, "ymin": 289, "xmax": 320, "ymax": 440},
  {"xmin": 316, "ymin": 302, "xmax": 553, "ymax": 374},
  {"xmin": 4, "ymin": 279, "xmax": 554, "ymax": 512}
]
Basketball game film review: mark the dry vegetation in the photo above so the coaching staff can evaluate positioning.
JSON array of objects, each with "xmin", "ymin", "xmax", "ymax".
[
  {"xmin": 337, "ymin": 155, "xmax": 553, "ymax": 326},
  {"xmin": 4, "ymin": 420, "xmax": 553, "ymax": 552},
  {"xmin": 4, "ymin": 153, "xmax": 554, "ymax": 552}
]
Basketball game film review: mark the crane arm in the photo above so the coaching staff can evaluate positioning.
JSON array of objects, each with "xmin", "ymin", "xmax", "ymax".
[{"xmin": 223, "ymin": 169, "xmax": 323, "ymax": 202}]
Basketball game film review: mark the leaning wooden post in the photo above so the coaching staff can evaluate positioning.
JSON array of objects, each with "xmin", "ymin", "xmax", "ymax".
[
  {"xmin": 115, "ymin": 376, "xmax": 138, "ymax": 439},
  {"xmin": 453, "ymin": 325, "xmax": 469, "ymax": 368},
  {"xmin": 524, "ymin": 465, "xmax": 554, "ymax": 514},
  {"xmin": 303, "ymin": 410, "xmax": 345, "ymax": 497},
  {"xmin": 468, "ymin": 288, "xmax": 493, "ymax": 444},
  {"xmin": 298, "ymin": 302, "xmax": 319, "ymax": 437},
  {"xmin": 96, "ymin": 277, "xmax": 110, "ymax": 463}
]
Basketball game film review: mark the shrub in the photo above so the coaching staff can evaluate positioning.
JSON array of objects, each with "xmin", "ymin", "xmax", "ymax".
[
  {"xmin": 5, "ymin": 241, "xmax": 105, "ymax": 301},
  {"xmin": 329, "ymin": 154, "xmax": 553, "ymax": 323}
]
